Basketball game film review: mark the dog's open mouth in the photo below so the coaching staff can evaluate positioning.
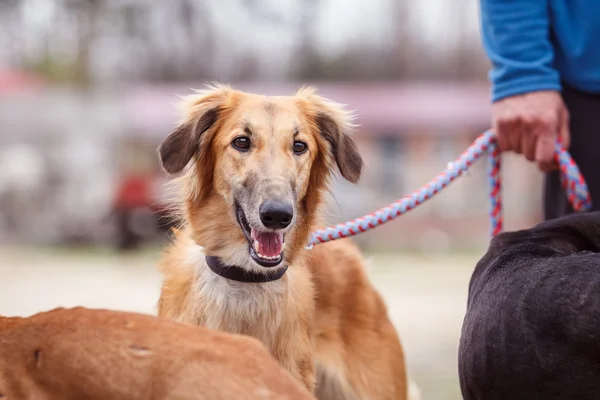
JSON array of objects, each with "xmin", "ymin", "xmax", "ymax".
[{"xmin": 235, "ymin": 203, "xmax": 285, "ymax": 268}]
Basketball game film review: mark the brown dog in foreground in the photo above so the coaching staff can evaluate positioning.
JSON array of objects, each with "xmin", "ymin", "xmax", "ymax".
[
  {"xmin": 156, "ymin": 84, "xmax": 412, "ymax": 399},
  {"xmin": 0, "ymin": 307, "xmax": 314, "ymax": 400}
]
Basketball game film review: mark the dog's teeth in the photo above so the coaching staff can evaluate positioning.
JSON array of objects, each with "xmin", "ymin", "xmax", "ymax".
[
  {"xmin": 253, "ymin": 241, "xmax": 260, "ymax": 253},
  {"xmin": 281, "ymin": 242, "xmax": 286, "ymax": 251},
  {"xmin": 254, "ymin": 251, "xmax": 283, "ymax": 261}
]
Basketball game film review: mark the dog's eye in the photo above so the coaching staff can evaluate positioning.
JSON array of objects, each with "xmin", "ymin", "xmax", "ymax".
[
  {"xmin": 293, "ymin": 141, "xmax": 308, "ymax": 155},
  {"xmin": 232, "ymin": 136, "xmax": 251, "ymax": 152}
]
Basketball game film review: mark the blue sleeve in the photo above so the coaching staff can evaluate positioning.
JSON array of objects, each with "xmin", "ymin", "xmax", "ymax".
[{"xmin": 480, "ymin": 0, "xmax": 561, "ymax": 102}]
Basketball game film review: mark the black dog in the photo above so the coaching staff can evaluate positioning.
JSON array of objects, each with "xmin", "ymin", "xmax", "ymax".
[{"xmin": 459, "ymin": 211, "xmax": 600, "ymax": 400}]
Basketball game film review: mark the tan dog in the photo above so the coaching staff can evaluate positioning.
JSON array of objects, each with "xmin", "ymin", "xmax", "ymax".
[
  {"xmin": 156, "ymin": 84, "xmax": 409, "ymax": 399},
  {"xmin": 0, "ymin": 307, "xmax": 314, "ymax": 400}
]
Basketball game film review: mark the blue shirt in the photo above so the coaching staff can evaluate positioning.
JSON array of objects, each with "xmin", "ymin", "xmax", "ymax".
[{"xmin": 480, "ymin": 0, "xmax": 600, "ymax": 102}]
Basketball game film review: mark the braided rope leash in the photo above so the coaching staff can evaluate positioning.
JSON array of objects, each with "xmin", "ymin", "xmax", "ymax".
[{"xmin": 306, "ymin": 130, "xmax": 592, "ymax": 249}]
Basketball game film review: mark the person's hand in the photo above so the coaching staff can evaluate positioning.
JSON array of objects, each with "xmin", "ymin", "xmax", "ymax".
[{"xmin": 492, "ymin": 90, "xmax": 570, "ymax": 172}]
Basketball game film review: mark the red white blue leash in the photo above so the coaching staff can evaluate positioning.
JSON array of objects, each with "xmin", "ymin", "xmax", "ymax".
[{"xmin": 306, "ymin": 130, "xmax": 592, "ymax": 249}]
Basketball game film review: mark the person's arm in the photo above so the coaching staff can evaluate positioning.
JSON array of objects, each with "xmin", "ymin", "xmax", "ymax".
[
  {"xmin": 480, "ymin": 0, "xmax": 561, "ymax": 102},
  {"xmin": 480, "ymin": 0, "xmax": 569, "ymax": 171}
]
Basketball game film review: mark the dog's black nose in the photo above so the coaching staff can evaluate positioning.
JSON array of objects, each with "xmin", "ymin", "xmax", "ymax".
[{"xmin": 259, "ymin": 201, "xmax": 294, "ymax": 229}]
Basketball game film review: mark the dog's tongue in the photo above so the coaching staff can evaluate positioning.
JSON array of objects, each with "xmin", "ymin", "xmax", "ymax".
[{"xmin": 251, "ymin": 230, "xmax": 284, "ymax": 257}]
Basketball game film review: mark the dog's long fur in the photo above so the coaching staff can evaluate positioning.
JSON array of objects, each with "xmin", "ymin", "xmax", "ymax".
[
  {"xmin": 156, "ymin": 85, "xmax": 409, "ymax": 399},
  {"xmin": 0, "ymin": 307, "xmax": 315, "ymax": 400},
  {"xmin": 459, "ymin": 211, "xmax": 600, "ymax": 400}
]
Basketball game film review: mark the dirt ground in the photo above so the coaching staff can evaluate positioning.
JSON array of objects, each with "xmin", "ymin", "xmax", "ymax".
[{"xmin": 0, "ymin": 246, "xmax": 482, "ymax": 400}]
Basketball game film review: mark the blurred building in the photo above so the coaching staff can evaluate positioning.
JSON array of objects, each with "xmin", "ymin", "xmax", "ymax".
[{"xmin": 0, "ymin": 79, "xmax": 544, "ymax": 250}]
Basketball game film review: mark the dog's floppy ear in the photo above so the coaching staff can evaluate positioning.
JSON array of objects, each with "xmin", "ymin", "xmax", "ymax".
[
  {"xmin": 315, "ymin": 112, "xmax": 363, "ymax": 183},
  {"xmin": 158, "ymin": 85, "xmax": 229, "ymax": 174},
  {"xmin": 298, "ymin": 86, "xmax": 363, "ymax": 183}
]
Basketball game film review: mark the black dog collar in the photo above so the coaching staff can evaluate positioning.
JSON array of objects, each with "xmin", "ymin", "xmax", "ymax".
[{"xmin": 205, "ymin": 256, "xmax": 288, "ymax": 283}]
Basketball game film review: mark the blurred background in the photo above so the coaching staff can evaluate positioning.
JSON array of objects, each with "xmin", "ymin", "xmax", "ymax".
[{"xmin": 0, "ymin": 1, "xmax": 546, "ymax": 399}]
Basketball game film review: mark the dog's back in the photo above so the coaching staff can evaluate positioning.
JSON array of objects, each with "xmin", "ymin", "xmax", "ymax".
[
  {"xmin": 459, "ymin": 211, "xmax": 600, "ymax": 400},
  {"xmin": 0, "ymin": 307, "xmax": 314, "ymax": 400},
  {"xmin": 306, "ymin": 239, "xmax": 408, "ymax": 399}
]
